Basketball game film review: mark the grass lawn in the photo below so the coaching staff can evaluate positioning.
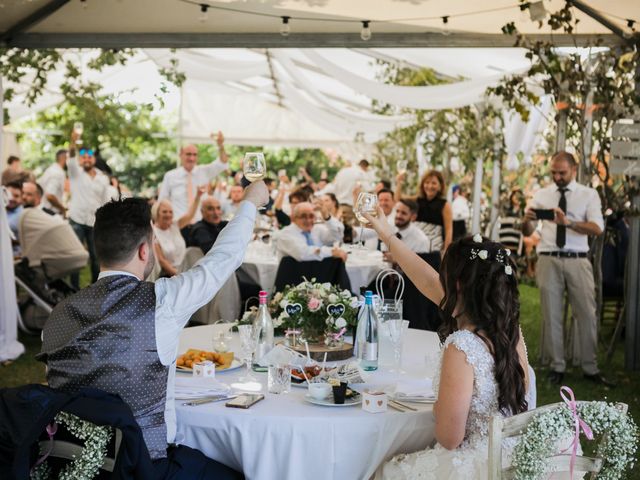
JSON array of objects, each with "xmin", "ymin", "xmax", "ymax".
[{"xmin": 1, "ymin": 279, "xmax": 638, "ymax": 477}]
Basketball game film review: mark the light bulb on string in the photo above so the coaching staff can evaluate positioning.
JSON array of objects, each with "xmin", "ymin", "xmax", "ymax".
[
  {"xmin": 360, "ymin": 21, "xmax": 372, "ymax": 41},
  {"xmin": 280, "ymin": 16, "xmax": 291, "ymax": 37},
  {"xmin": 199, "ymin": 4, "xmax": 209, "ymax": 23},
  {"xmin": 441, "ymin": 16, "xmax": 450, "ymax": 36}
]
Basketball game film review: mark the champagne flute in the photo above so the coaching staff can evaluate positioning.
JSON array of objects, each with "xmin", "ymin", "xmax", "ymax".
[
  {"xmin": 243, "ymin": 152, "xmax": 266, "ymax": 183},
  {"xmin": 73, "ymin": 122, "xmax": 84, "ymax": 145},
  {"xmin": 354, "ymin": 192, "xmax": 378, "ymax": 249}
]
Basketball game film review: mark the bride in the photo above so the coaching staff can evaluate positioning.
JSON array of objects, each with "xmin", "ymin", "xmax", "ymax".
[{"xmin": 364, "ymin": 208, "xmax": 531, "ymax": 479}]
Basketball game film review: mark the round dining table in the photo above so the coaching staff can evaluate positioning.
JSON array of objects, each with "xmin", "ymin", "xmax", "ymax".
[
  {"xmin": 175, "ymin": 325, "xmax": 440, "ymax": 480},
  {"xmin": 240, "ymin": 240, "xmax": 389, "ymax": 294}
]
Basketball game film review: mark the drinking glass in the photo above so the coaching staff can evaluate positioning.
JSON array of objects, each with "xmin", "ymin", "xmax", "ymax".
[
  {"xmin": 385, "ymin": 320, "xmax": 407, "ymax": 374},
  {"xmin": 243, "ymin": 152, "xmax": 266, "ymax": 183},
  {"xmin": 267, "ymin": 364, "xmax": 291, "ymax": 394},
  {"xmin": 354, "ymin": 192, "xmax": 378, "ymax": 248},
  {"xmin": 238, "ymin": 324, "xmax": 260, "ymax": 383},
  {"xmin": 397, "ymin": 160, "xmax": 408, "ymax": 175},
  {"xmin": 73, "ymin": 122, "xmax": 84, "ymax": 144}
]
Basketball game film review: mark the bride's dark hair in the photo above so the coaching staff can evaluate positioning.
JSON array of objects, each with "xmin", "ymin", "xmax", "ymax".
[{"xmin": 438, "ymin": 235, "xmax": 527, "ymax": 415}]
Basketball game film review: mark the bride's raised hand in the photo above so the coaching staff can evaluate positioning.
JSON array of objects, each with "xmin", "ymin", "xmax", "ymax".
[{"xmin": 363, "ymin": 207, "xmax": 394, "ymax": 244}]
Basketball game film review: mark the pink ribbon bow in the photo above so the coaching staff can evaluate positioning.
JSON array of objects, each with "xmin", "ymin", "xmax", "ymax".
[
  {"xmin": 332, "ymin": 327, "xmax": 347, "ymax": 340},
  {"xmin": 559, "ymin": 386, "xmax": 594, "ymax": 478},
  {"xmin": 31, "ymin": 421, "xmax": 58, "ymax": 471}
]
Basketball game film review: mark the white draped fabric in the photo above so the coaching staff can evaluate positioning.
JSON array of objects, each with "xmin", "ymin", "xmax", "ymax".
[
  {"xmin": 303, "ymin": 49, "xmax": 509, "ymax": 110},
  {"xmin": 503, "ymin": 96, "xmax": 552, "ymax": 171}
]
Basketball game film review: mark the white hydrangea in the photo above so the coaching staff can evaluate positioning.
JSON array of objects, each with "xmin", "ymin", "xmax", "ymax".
[
  {"xmin": 335, "ymin": 317, "xmax": 347, "ymax": 329},
  {"xmin": 328, "ymin": 293, "xmax": 338, "ymax": 303}
]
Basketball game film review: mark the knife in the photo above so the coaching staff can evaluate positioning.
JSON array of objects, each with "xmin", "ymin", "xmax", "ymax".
[{"xmin": 182, "ymin": 395, "xmax": 237, "ymax": 406}]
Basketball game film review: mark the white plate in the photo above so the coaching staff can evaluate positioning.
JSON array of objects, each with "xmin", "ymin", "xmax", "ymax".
[
  {"xmin": 176, "ymin": 359, "xmax": 243, "ymax": 373},
  {"xmin": 304, "ymin": 393, "xmax": 362, "ymax": 407}
]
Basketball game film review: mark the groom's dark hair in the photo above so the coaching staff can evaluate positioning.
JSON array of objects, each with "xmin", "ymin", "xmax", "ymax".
[{"xmin": 94, "ymin": 197, "xmax": 153, "ymax": 266}]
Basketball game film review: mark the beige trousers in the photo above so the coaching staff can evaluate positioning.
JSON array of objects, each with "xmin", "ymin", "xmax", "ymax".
[{"xmin": 536, "ymin": 256, "xmax": 599, "ymax": 375}]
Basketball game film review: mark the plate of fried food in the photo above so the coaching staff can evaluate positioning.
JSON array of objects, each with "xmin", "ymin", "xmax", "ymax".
[{"xmin": 176, "ymin": 349, "xmax": 242, "ymax": 372}]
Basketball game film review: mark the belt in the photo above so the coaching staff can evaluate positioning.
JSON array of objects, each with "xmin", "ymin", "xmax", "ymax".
[{"xmin": 540, "ymin": 251, "xmax": 588, "ymax": 258}]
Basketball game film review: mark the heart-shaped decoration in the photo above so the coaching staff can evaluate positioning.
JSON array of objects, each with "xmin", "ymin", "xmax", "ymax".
[
  {"xmin": 365, "ymin": 399, "xmax": 370, "ymax": 406},
  {"xmin": 326, "ymin": 303, "xmax": 346, "ymax": 318},
  {"xmin": 377, "ymin": 400, "xmax": 383, "ymax": 406},
  {"xmin": 285, "ymin": 303, "xmax": 303, "ymax": 316}
]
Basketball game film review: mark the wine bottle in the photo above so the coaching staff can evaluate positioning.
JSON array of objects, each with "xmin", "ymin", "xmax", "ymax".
[
  {"xmin": 355, "ymin": 290, "xmax": 378, "ymax": 371},
  {"xmin": 252, "ymin": 291, "xmax": 274, "ymax": 372}
]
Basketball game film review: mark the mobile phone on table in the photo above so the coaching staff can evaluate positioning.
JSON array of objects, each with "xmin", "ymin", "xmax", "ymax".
[
  {"xmin": 225, "ymin": 393, "xmax": 265, "ymax": 409},
  {"xmin": 533, "ymin": 208, "xmax": 555, "ymax": 221}
]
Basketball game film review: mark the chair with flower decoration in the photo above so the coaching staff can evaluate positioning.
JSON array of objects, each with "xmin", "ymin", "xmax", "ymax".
[{"xmin": 487, "ymin": 399, "xmax": 630, "ymax": 479}]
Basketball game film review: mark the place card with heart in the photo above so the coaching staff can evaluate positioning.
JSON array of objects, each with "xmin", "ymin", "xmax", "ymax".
[
  {"xmin": 362, "ymin": 391, "xmax": 388, "ymax": 413},
  {"xmin": 326, "ymin": 303, "xmax": 345, "ymax": 318},
  {"xmin": 285, "ymin": 303, "xmax": 303, "ymax": 316}
]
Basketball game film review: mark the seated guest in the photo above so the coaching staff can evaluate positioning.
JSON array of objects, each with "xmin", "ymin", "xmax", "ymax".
[
  {"xmin": 22, "ymin": 181, "xmax": 56, "ymax": 215},
  {"xmin": 273, "ymin": 188, "xmax": 308, "ymax": 228},
  {"xmin": 222, "ymin": 185, "xmax": 244, "ymax": 219},
  {"xmin": 188, "ymin": 196, "xmax": 229, "ymax": 254},
  {"xmin": 5, "ymin": 181, "xmax": 24, "ymax": 256},
  {"xmin": 315, "ymin": 193, "xmax": 345, "ymax": 240},
  {"xmin": 276, "ymin": 202, "xmax": 347, "ymax": 262},
  {"xmin": 355, "ymin": 188, "xmax": 396, "ymax": 249},
  {"xmin": 383, "ymin": 198, "xmax": 431, "ymax": 261},
  {"xmin": 151, "ymin": 186, "xmax": 204, "ymax": 277},
  {"xmin": 37, "ymin": 180, "xmax": 268, "ymax": 479}
]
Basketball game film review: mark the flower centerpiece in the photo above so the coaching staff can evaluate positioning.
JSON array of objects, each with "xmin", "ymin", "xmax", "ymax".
[{"xmin": 271, "ymin": 279, "xmax": 360, "ymax": 347}]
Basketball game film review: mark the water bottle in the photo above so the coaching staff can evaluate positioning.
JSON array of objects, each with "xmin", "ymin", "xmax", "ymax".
[
  {"xmin": 355, "ymin": 290, "xmax": 379, "ymax": 371},
  {"xmin": 252, "ymin": 291, "xmax": 274, "ymax": 372}
]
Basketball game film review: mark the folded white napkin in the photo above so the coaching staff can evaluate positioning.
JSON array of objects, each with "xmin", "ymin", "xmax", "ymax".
[
  {"xmin": 394, "ymin": 378, "xmax": 435, "ymax": 400},
  {"xmin": 174, "ymin": 377, "xmax": 231, "ymax": 399}
]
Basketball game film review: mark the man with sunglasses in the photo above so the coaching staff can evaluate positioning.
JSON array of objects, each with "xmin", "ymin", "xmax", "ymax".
[
  {"xmin": 158, "ymin": 131, "xmax": 229, "ymax": 225},
  {"xmin": 67, "ymin": 131, "xmax": 111, "ymax": 288}
]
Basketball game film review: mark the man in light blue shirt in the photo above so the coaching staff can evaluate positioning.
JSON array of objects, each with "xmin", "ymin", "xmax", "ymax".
[{"xmin": 39, "ymin": 180, "xmax": 269, "ymax": 479}]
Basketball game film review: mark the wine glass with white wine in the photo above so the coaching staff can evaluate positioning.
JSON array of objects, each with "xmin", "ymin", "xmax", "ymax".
[
  {"xmin": 73, "ymin": 122, "xmax": 84, "ymax": 145},
  {"xmin": 397, "ymin": 160, "xmax": 408, "ymax": 175},
  {"xmin": 354, "ymin": 192, "xmax": 378, "ymax": 249},
  {"xmin": 243, "ymin": 152, "xmax": 266, "ymax": 183}
]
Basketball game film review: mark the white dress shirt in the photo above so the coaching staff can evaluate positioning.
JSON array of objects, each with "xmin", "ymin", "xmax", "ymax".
[
  {"xmin": 158, "ymin": 160, "xmax": 227, "ymax": 220},
  {"xmin": 276, "ymin": 218, "xmax": 342, "ymax": 261},
  {"xmin": 333, "ymin": 166, "xmax": 368, "ymax": 205},
  {"xmin": 396, "ymin": 223, "xmax": 432, "ymax": 253},
  {"xmin": 530, "ymin": 180, "xmax": 604, "ymax": 253},
  {"xmin": 97, "ymin": 200, "xmax": 256, "ymax": 444},
  {"xmin": 67, "ymin": 156, "xmax": 111, "ymax": 227},
  {"xmin": 38, "ymin": 163, "xmax": 66, "ymax": 214}
]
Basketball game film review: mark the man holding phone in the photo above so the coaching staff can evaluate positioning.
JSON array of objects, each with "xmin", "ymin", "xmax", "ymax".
[{"xmin": 523, "ymin": 151, "xmax": 612, "ymax": 387}]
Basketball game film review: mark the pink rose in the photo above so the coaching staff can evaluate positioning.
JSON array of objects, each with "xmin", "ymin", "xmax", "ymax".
[{"xmin": 307, "ymin": 297, "xmax": 322, "ymax": 312}]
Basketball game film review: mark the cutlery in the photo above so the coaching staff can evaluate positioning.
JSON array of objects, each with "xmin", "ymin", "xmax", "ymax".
[
  {"xmin": 388, "ymin": 402, "xmax": 408, "ymax": 412},
  {"xmin": 390, "ymin": 399, "xmax": 418, "ymax": 411},
  {"xmin": 182, "ymin": 395, "xmax": 237, "ymax": 406}
]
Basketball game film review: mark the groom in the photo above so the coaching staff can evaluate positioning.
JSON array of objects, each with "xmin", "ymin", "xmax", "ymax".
[{"xmin": 38, "ymin": 181, "xmax": 269, "ymax": 479}]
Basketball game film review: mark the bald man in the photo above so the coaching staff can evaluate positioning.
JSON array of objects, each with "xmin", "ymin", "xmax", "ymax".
[
  {"xmin": 187, "ymin": 196, "xmax": 229, "ymax": 254},
  {"xmin": 158, "ymin": 132, "xmax": 229, "ymax": 221},
  {"xmin": 276, "ymin": 202, "xmax": 346, "ymax": 262}
]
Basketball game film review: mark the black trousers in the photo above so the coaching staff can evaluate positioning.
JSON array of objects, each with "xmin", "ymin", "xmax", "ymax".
[{"xmin": 152, "ymin": 445, "xmax": 244, "ymax": 480}]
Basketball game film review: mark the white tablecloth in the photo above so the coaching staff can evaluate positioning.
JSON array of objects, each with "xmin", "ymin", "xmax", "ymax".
[
  {"xmin": 176, "ymin": 326, "xmax": 440, "ymax": 480},
  {"xmin": 240, "ymin": 241, "xmax": 388, "ymax": 294}
]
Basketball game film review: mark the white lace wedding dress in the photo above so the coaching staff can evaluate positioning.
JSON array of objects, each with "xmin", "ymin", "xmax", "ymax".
[{"xmin": 381, "ymin": 330, "xmax": 516, "ymax": 480}]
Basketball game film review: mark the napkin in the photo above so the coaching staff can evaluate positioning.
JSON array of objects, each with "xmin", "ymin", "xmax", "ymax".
[
  {"xmin": 174, "ymin": 377, "xmax": 231, "ymax": 400},
  {"xmin": 394, "ymin": 378, "xmax": 436, "ymax": 401}
]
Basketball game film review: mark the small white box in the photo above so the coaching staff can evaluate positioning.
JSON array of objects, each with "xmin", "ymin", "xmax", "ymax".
[
  {"xmin": 362, "ymin": 391, "xmax": 388, "ymax": 413},
  {"xmin": 193, "ymin": 360, "xmax": 216, "ymax": 378}
]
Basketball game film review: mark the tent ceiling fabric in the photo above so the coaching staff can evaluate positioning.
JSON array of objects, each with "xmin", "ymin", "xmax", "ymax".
[{"xmin": 1, "ymin": 0, "xmax": 635, "ymax": 47}]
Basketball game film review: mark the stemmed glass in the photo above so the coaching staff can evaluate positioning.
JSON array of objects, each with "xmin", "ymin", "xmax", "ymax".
[
  {"xmin": 73, "ymin": 122, "xmax": 84, "ymax": 145},
  {"xmin": 397, "ymin": 160, "xmax": 407, "ymax": 175},
  {"xmin": 354, "ymin": 192, "xmax": 378, "ymax": 249},
  {"xmin": 238, "ymin": 324, "xmax": 261, "ymax": 383},
  {"xmin": 243, "ymin": 152, "xmax": 266, "ymax": 183},
  {"xmin": 385, "ymin": 320, "xmax": 407, "ymax": 374}
]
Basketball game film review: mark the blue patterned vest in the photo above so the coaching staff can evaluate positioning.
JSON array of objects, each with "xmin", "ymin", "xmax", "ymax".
[{"xmin": 38, "ymin": 274, "xmax": 169, "ymax": 460}]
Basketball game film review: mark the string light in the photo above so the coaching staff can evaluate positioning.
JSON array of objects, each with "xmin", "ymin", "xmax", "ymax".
[
  {"xmin": 441, "ymin": 16, "xmax": 450, "ymax": 36},
  {"xmin": 528, "ymin": 1, "xmax": 547, "ymax": 22},
  {"xmin": 280, "ymin": 16, "xmax": 291, "ymax": 37},
  {"xmin": 199, "ymin": 4, "xmax": 209, "ymax": 22},
  {"xmin": 360, "ymin": 21, "xmax": 372, "ymax": 41}
]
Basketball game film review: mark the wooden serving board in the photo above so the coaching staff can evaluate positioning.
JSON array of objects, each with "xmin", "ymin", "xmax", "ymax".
[{"xmin": 291, "ymin": 342, "xmax": 354, "ymax": 361}]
